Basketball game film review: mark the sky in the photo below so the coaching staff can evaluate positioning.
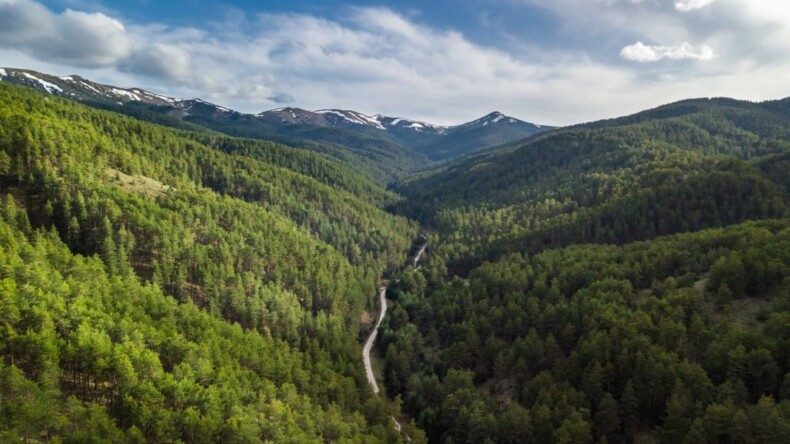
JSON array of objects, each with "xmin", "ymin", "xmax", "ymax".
[{"xmin": 1, "ymin": 0, "xmax": 789, "ymax": 126}]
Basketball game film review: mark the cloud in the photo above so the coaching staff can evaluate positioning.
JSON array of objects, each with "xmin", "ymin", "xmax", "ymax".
[
  {"xmin": 0, "ymin": 0, "xmax": 133, "ymax": 67},
  {"xmin": 1, "ymin": 0, "xmax": 790, "ymax": 125},
  {"xmin": 121, "ymin": 43, "xmax": 193, "ymax": 81},
  {"xmin": 675, "ymin": 0, "xmax": 717, "ymax": 12},
  {"xmin": 620, "ymin": 41, "xmax": 715, "ymax": 62},
  {"xmin": 267, "ymin": 92, "xmax": 295, "ymax": 104}
]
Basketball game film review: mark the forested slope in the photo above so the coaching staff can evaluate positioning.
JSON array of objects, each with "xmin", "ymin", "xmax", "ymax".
[
  {"xmin": 382, "ymin": 220, "xmax": 790, "ymax": 443},
  {"xmin": 3, "ymin": 76, "xmax": 790, "ymax": 444},
  {"xmin": 381, "ymin": 97, "xmax": 790, "ymax": 443},
  {"xmin": 0, "ymin": 83, "xmax": 419, "ymax": 442},
  {"xmin": 397, "ymin": 97, "xmax": 790, "ymax": 272},
  {"xmin": 173, "ymin": 107, "xmax": 429, "ymax": 184}
]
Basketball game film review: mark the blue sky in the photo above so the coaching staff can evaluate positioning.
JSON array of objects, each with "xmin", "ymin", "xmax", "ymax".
[{"xmin": 2, "ymin": 0, "xmax": 790, "ymax": 125}]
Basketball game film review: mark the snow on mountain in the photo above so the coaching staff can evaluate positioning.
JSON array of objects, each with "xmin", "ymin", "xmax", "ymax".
[
  {"xmin": 111, "ymin": 88, "xmax": 142, "ymax": 101},
  {"xmin": 22, "ymin": 72, "xmax": 62, "ymax": 93},
  {"xmin": 373, "ymin": 115, "xmax": 448, "ymax": 134},
  {"xmin": 0, "ymin": 68, "xmax": 233, "ymax": 114},
  {"xmin": 456, "ymin": 111, "xmax": 525, "ymax": 129},
  {"xmin": 316, "ymin": 109, "xmax": 386, "ymax": 130},
  {"xmin": 257, "ymin": 107, "xmax": 454, "ymax": 134},
  {"xmin": 2, "ymin": 68, "xmax": 550, "ymax": 146},
  {"xmin": 257, "ymin": 107, "xmax": 328, "ymax": 126}
]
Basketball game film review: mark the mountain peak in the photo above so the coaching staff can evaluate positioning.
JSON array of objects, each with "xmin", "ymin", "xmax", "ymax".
[
  {"xmin": 2, "ymin": 67, "xmax": 552, "ymax": 159},
  {"xmin": 460, "ymin": 111, "xmax": 524, "ymax": 128}
]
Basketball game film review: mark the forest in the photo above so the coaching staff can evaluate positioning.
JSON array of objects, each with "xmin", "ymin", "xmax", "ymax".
[
  {"xmin": 381, "ymin": 96, "xmax": 790, "ymax": 442},
  {"xmin": 1, "ymin": 80, "xmax": 789, "ymax": 443},
  {"xmin": 0, "ymin": 83, "xmax": 421, "ymax": 442}
]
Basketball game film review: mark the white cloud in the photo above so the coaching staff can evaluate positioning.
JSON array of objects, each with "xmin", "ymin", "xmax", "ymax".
[
  {"xmin": 0, "ymin": 0, "xmax": 133, "ymax": 67},
  {"xmin": 1, "ymin": 0, "xmax": 790, "ymax": 125},
  {"xmin": 675, "ymin": 0, "xmax": 718, "ymax": 12},
  {"xmin": 620, "ymin": 41, "xmax": 715, "ymax": 62},
  {"xmin": 121, "ymin": 43, "xmax": 193, "ymax": 81}
]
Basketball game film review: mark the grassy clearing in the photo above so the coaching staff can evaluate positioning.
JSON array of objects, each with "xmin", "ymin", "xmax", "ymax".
[{"xmin": 106, "ymin": 167, "xmax": 172, "ymax": 197}]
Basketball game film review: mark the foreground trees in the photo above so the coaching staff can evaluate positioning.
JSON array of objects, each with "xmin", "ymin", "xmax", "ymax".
[{"xmin": 382, "ymin": 221, "xmax": 790, "ymax": 443}]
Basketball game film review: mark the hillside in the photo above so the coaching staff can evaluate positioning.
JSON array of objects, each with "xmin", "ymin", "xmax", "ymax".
[
  {"xmin": 396, "ymin": 96, "xmax": 790, "ymax": 271},
  {"xmin": 380, "ymin": 96, "xmax": 790, "ymax": 443},
  {"xmin": 382, "ymin": 220, "xmax": 790, "ymax": 443},
  {"xmin": 0, "ymin": 82, "xmax": 419, "ymax": 442}
]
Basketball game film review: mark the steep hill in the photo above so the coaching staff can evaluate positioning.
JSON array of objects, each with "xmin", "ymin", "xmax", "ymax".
[{"xmin": 0, "ymin": 82, "xmax": 419, "ymax": 442}]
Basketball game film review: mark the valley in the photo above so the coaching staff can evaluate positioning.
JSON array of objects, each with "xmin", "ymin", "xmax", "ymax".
[{"xmin": 0, "ymin": 69, "xmax": 789, "ymax": 444}]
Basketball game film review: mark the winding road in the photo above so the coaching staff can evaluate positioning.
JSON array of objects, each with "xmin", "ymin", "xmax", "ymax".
[
  {"xmin": 362, "ymin": 241, "xmax": 427, "ymax": 439},
  {"xmin": 362, "ymin": 286, "xmax": 388, "ymax": 394}
]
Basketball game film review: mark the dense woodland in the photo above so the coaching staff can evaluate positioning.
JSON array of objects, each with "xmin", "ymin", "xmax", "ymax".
[
  {"xmin": 382, "ymin": 221, "xmax": 790, "ymax": 443},
  {"xmin": 381, "ymin": 97, "xmax": 790, "ymax": 442},
  {"xmin": 1, "ymin": 79, "xmax": 790, "ymax": 444},
  {"xmin": 0, "ymin": 83, "xmax": 421, "ymax": 442},
  {"xmin": 396, "ymin": 98, "xmax": 790, "ymax": 273}
]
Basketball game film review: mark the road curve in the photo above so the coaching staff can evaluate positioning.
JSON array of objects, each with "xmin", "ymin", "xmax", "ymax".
[
  {"xmin": 363, "ymin": 242, "xmax": 426, "ymax": 440},
  {"xmin": 363, "ymin": 286, "xmax": 387, "ymax": 393}
]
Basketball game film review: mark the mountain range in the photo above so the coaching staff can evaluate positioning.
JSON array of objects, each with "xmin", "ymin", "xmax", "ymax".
[{"xmin": 0, "ymin": 67, "xmax": 551, "ymax": 165}]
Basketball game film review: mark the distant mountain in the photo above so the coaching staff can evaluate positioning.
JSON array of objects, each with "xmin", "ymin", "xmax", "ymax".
[
  {"xmin": 258, "ymin": 107, "xmax": 447, "ymax": 135},
  {"xmin": 417, "ymin": 111, "xmax": 547, "ymax": 160},
  {"xmin": 256, "ymin": 107, "xmax": 550, "ymax": 160},
  {"xmin": 0, "ymin": 67, "xmax": 553, "ymax": 163}
]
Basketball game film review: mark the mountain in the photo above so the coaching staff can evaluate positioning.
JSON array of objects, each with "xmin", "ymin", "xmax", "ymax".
[
  {"xmin": 0, "ymin": 68, "xmax": 426, "ymax": 182},
  {"xmin": 0, "ymin": 68, "xmax": 191, "ymax": 109},
  {"xmin": 0, "ymin": 68, "xmax": 552, "ymax": 166},
  {"xmin": 256, "ymin": 107, "xmax": 549, "ymax": 160},
  {"xmin": 417, "ymin": 111, "xmax": 548, "ymax": 160},
  {"xmin": 257, "ymin": 107, "xmax": 447, "ymax": 135}
]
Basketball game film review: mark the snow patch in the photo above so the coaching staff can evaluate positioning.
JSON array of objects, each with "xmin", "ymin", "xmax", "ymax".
[
  {"xmin": 0, "ymin": 68, "xmax": 8, "ymax": 77},
  {"xmin": 316, "ymin": 110, "xmax": 385, "ymax": 129},
  {"xmin": 22, "ymin": 72, "xmax": 62, "ymax": 93},
  {"xmin": 112, "ymin": 88, "xmax": 142, "ymax": 101},
  {"xmin": 141, "ymin": 91, "xmax": 175, "ymax": 103},
  {"xmin": 80, "ymin": 81, "xmax": 102, "ymax": 95},
  {"xmin": 60, "ymin": 76, "xmax": 74, "ymax": 81},
  {"xmin": 355, "ymin": 113, "xmax": 386, "ymax": 129}
]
